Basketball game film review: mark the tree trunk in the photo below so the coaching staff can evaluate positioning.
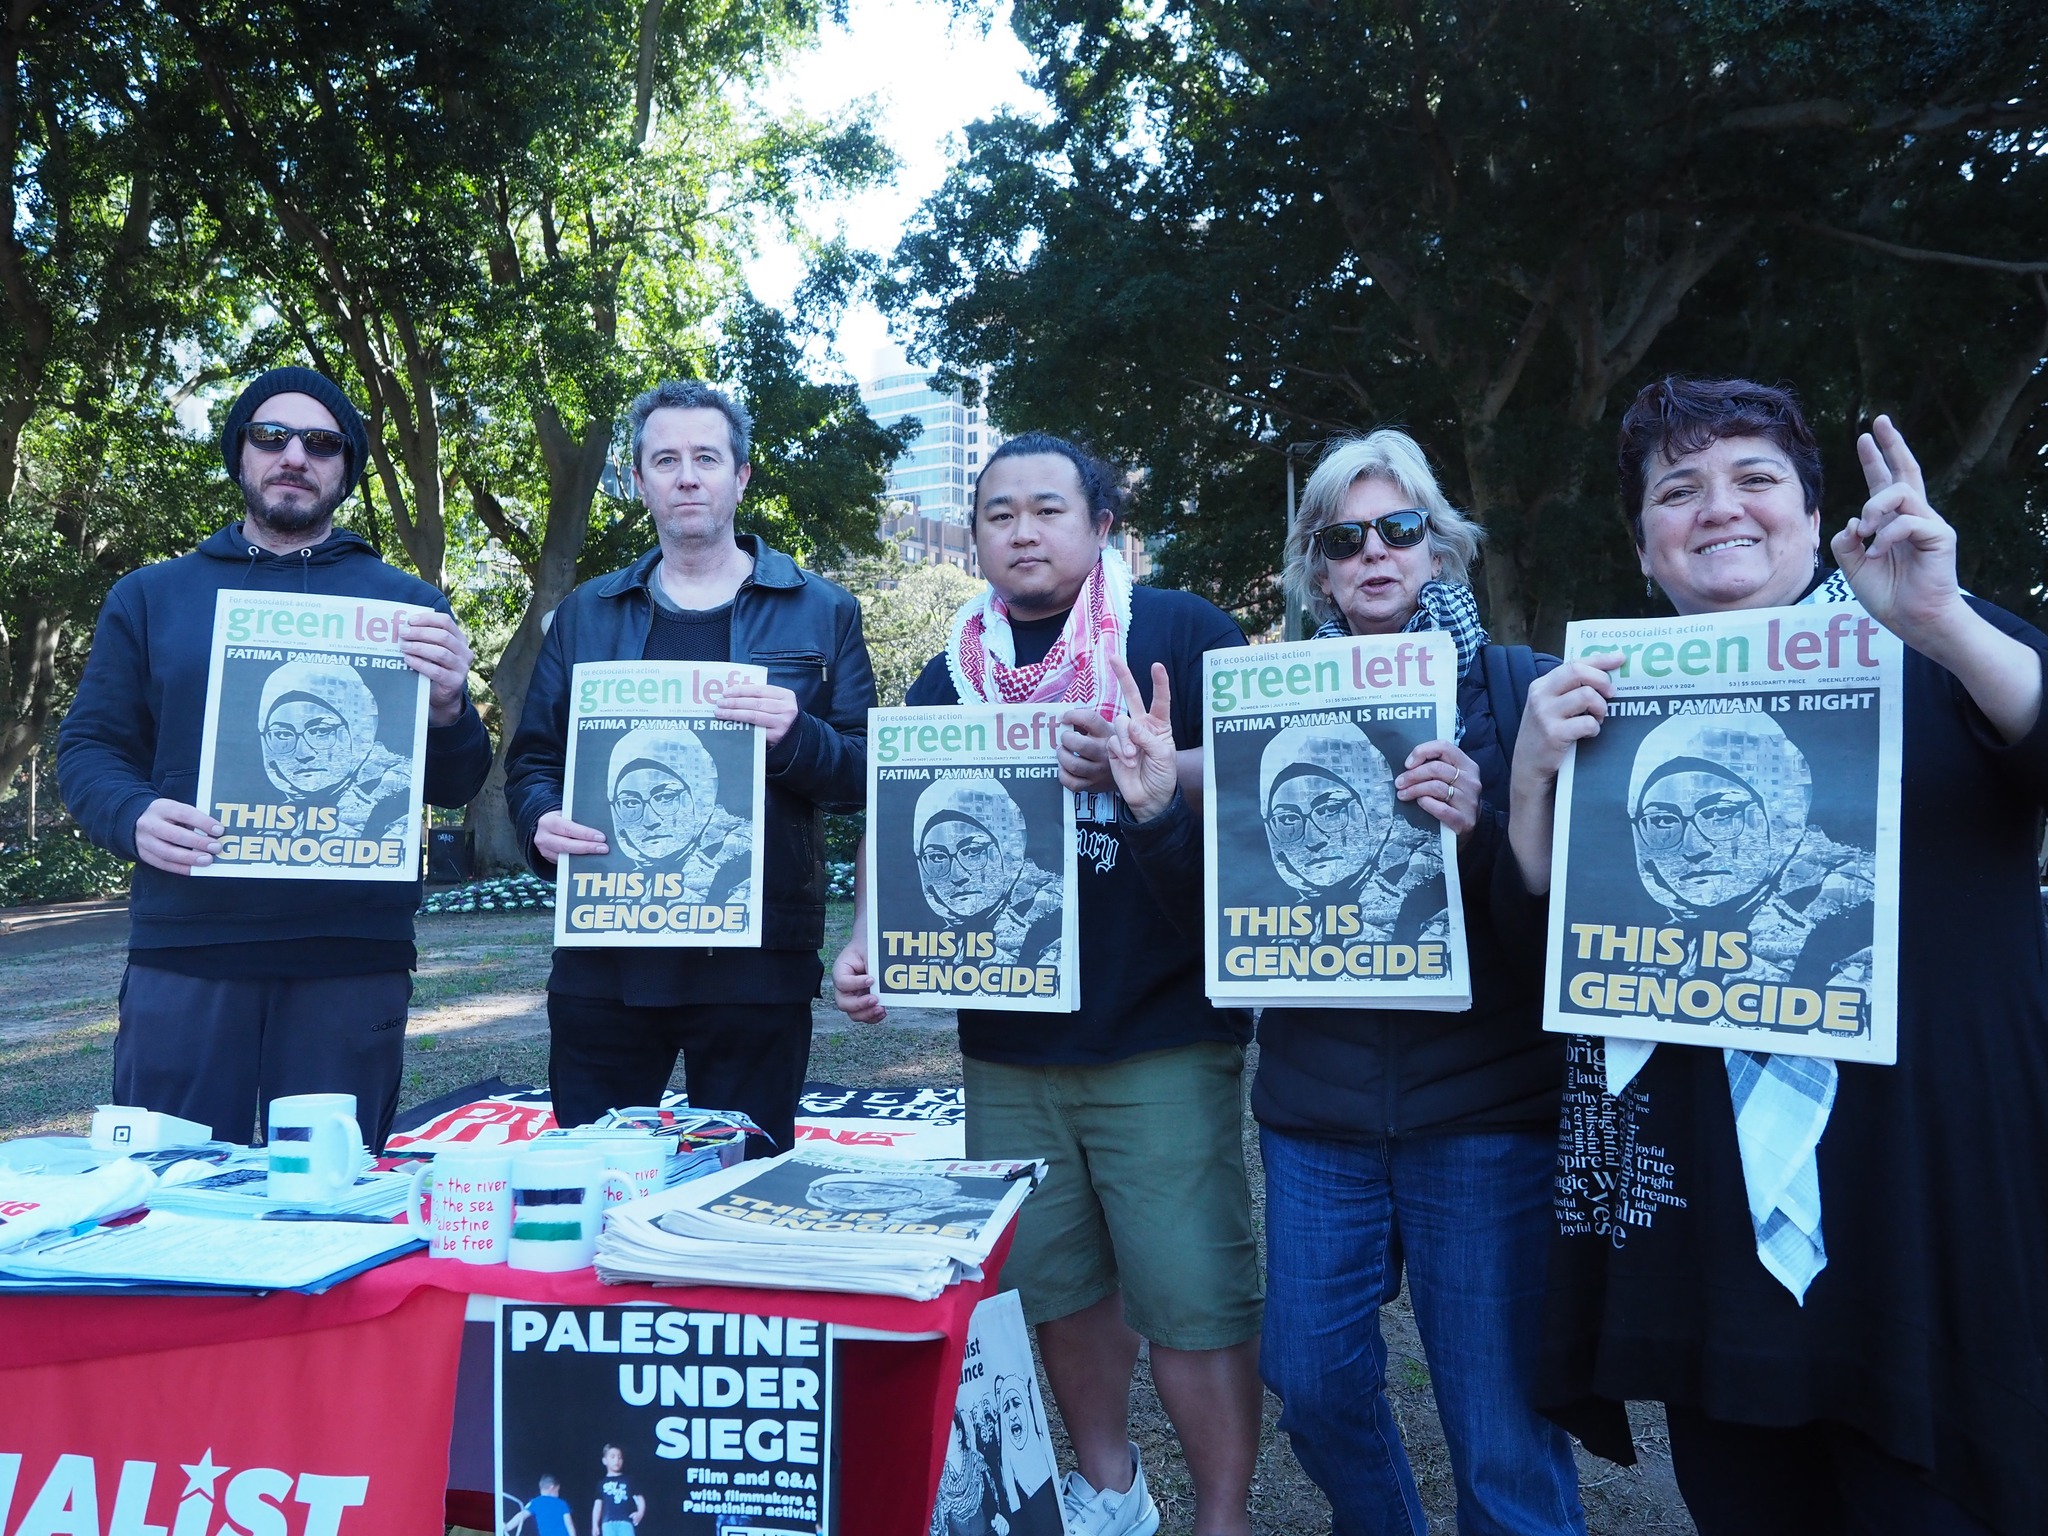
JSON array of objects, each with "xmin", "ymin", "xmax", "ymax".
[
  {"xmin": 1460, "ymin": 423, "xmax": 1533, "ymax": 644},
  {"xmin": 469, "ymin": 410, "xmax": 615, "ymax": 874},
  {"xmin": 0, "ymin": 603, "xmax": 62, "ymax": 790}
]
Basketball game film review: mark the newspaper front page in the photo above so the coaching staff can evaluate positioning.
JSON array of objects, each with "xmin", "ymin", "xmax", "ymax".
[
  {"xmin": 193, "ymin": 590, "xmax": 431, "ymax": 880},
  {"xmin": 497, "ymin": 1302, "xmax": 834, "ymax": 1536},
  {"xmin": 1203, "ymin": 632, "xmax": 1470, "ymax": 1010},
  {"xmin": 1544, "ymin": 604, "xmax": 1903, "ymax": 1064},
  {"xmin": 867, "ymin": 705, "xmax": 1079, "ymax": 1011},
  {"xmin": 555, "ymin": 661, "xmax": 768, "ymax": 948}
]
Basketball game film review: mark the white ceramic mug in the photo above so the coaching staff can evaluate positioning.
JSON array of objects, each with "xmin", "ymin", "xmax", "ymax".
[
  {"xmin": 407, "ymin": 1144, "xmax": 514, "ymax": 1263},
  {"xmin": 532, "ymin": 1133, "xmax": 667, "ymax": 1206},
  {"xmin": 507, "ymin": 1148, "xmax": 633, "ymax": 1272},
  {"xmin": 598, "ymin": 1141, "xmax": 667, "ymax": 1204},
  {"xmin": 267, "ymin": 1093, "xmax": 365, "ymax": 1205}
]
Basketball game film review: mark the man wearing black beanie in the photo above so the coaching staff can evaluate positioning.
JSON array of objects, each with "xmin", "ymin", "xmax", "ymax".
[{"xmin": 56, "ymin": 368, "xmax": 494, "ymax": 1147}]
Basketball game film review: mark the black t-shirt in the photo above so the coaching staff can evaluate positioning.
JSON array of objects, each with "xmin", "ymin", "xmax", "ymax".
[
  {"xmin": 547, "ymin": 586, "xmax": 822, "ymax": 1008},
  {"xmin": 905, "ymin": 585, "xmax": 1252, "ymax": 1064},
  {"xmin": 1005, "ymin": 610, "xmax": 1067, "ymax": 667},
  {"xmin": 596, "ymin": 1473, "xmax": 636, "ymax": 1517}
]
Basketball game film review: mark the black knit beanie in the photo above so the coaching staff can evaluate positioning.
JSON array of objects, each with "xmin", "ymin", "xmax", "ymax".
[{"xmin": 219, "ymin": 366, "xmax": 371, "ymax": 499}]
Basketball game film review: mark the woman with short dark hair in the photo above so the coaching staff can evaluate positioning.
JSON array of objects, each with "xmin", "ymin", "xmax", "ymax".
[{"xmin": 1509, "ymin": 376, "xmax": 2048, "ymax": 1535}]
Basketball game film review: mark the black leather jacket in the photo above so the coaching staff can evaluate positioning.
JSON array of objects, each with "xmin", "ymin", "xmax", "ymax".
[{"xmin": 505, "ymin": 537, "xmax": 873, "ymax": 951}]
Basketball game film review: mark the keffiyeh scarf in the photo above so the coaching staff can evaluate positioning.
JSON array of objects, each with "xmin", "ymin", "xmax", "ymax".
[
  {"xmin": 1604, "ymin": 565, "xmax": 1859, "ymax": 1303},
  {"xmin": 946, "ymin": 547, "xmax": 1134, "ymax": 719}
]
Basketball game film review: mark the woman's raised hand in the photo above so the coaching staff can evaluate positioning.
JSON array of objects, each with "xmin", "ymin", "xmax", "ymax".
[
  {"xmin": 1514, "ymin": 656, "xmax": 1624, "ymax": 793},
  {"xmin": 1105, "ymin": 653, "xmax": 1179, "ymax": 823},
  {"xmin": 1832, "ymin": 414, "xmax": 1962, "ymax": 649}
]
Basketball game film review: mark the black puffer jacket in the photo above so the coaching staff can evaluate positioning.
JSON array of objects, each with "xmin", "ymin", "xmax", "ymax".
[
  {"xmin": 505, "ymin": 537, "xmax": 872, "ymax": 952},
  {"xmin": 1251, "ymin": 645, "xmax": 1565, "ymax": 1138}
]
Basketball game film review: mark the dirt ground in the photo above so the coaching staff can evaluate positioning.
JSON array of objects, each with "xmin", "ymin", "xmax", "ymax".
[{"xmin": 0, "ymin": 901, "xmax": 1693, "ymax": 1535}]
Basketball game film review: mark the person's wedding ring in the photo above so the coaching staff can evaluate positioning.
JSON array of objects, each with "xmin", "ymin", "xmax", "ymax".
[{"xmin": 1450, "ymin": 766, "xmax": 1462, "ymax": 786}]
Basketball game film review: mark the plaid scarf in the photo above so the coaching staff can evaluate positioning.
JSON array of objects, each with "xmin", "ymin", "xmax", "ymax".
[
  {"xmin": 945, "ymin": 547, "xmax": 1134, "ymax": 720},
  {"xmin": 1603, "ymin": 564, "xmax": 1862, "ymax": 1303},
  {"xmin": 1315, "ymin": 579, "xmax": 1488, "ymax": 675}
]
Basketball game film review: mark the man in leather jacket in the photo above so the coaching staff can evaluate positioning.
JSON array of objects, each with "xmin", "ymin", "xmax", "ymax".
[{"xmin": 505, "ymin": 379, "xmax": 873, "ymax": 1148}]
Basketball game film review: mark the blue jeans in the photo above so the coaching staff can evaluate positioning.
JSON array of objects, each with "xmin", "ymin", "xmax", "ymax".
[{"xmin": 1259, "ymin": 1125, "xmax": 1585, "ymax": 1536}]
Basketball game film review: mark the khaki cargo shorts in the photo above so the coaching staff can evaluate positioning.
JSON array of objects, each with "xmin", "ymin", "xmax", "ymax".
[{"xmin": 964, "ymin": 1040, "xmax": 1263, "ymax": 1351}]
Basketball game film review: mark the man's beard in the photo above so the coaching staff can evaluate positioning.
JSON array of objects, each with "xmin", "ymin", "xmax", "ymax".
[{"xmin": 242, "ymin": 474, "xmax": 346, "ymax": 537}]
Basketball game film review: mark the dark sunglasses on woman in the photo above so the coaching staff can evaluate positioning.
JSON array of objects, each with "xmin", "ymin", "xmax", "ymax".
[
  {"xmin": 1310, "ymin": 509, "xmax": 1431, "ymax": 559},
  {"xmin": 243, "ymin": 421, "xmax": 350, "ymax": 458}
]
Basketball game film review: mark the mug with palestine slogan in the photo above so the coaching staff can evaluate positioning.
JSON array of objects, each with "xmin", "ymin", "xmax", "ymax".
[
  {"xmin": 266, "ymin": 1092, "xmax": 366, "ymax": 1205},
  {"xmin": 507, "ymin": 1147, "xmax": 634, "ymax": 1272},
  {"xmin": 407, "ymin": 1143, "xmax": 514, "ymax": 1263}
]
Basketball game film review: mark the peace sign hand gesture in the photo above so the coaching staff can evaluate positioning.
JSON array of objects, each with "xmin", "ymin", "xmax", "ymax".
[
  {"xmin": 1105, "ymin": 652, "xmax": 1179, "ymax": 823},
  {"xmin": 1830, "ymin": 414, "xmax": 1964, "ymax": 650}
]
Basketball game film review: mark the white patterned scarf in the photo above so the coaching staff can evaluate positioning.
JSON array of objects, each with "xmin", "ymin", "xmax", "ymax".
[
  {"xmin": 1604, "ymin": 565, "xmax": 1858, "ymax": 1303},
  {"xmin": 945, "ymin": 547, "xmax": 1134, "ymax": 721}
]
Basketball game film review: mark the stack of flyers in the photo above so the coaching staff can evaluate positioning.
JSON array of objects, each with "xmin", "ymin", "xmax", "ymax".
[{"xmin": 148, "ymin": 1149, "xmax": 414, "ymax": 1220}]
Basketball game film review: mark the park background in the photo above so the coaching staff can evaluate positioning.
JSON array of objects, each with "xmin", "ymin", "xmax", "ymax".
[{"xmin": 0, "ymin": 2, "xmax": 2043, "ymax": 1530}]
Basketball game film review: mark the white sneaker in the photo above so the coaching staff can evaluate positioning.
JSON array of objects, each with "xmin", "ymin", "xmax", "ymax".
[{"xmin": 1057, "ymin": 1442, "xmax": 1160, "ymax": 1536}]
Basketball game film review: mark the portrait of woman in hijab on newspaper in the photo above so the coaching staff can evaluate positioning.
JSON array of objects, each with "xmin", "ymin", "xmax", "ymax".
[
  {"xmin": 256, "ymin": 659, "xmax": 414, "ymax": 842},
  {"xmin": 1626, "ymin": 711, "xmax": 1876, "ymax": 995},
  {"xmin": 1258, "ymin": 721, "xmax": 1448, "ymax": 944},
  {"xmin": 912, "ymin": 775, "xmax": 1064, "ymax": 970},
  {"xmin": 603, "ymin": 724, "xmax": 752, "ymax": 905}
]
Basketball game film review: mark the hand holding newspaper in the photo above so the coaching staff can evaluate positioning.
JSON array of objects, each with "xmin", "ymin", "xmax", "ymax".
[{"xmin": 1542, "ymin": 605, "xmax": 1903, "ymax": 1063}]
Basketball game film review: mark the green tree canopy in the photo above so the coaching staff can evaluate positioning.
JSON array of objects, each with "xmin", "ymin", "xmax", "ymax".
[
  {"xmin": 888, "ymin": 0, "xmax": 2048, "ymax": 644},
  {"xmin": 0, "ymin": 1, "xmax": 236, "ymax": 793}
]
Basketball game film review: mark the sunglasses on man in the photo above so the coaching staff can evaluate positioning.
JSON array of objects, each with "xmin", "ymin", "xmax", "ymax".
[
  {"xmin": 1310, "ymin": 510, "xmax": 1431, "ymax": 559},
  {"xmin": 243, "ymin": 421, "xmax": 351, "ymax": 459}
]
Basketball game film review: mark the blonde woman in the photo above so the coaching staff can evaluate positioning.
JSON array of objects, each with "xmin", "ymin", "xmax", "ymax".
[{"xmin": 1256, "ymin": 431, "xmax": 1584, "ymax": 1535}]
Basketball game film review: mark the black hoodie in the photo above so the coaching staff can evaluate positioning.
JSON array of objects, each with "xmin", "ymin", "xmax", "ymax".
[{"xmin": 58, "ymin": 523, "xmax": 492, "ymax": 968}]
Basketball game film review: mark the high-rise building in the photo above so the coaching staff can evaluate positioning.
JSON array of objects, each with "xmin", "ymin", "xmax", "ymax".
[
  {"xmin": 860, "ymin": 371, "xmax": 991, "ymax": 524},
  {"xmin": 859, "ymin": 371, "xmax": 1150, "ymax": 580}
]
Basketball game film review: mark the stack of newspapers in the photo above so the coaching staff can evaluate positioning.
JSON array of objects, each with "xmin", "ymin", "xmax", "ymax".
[{"xmin": 596, "ymin": 1149, "xmax": 1041, "ymax": 1301}]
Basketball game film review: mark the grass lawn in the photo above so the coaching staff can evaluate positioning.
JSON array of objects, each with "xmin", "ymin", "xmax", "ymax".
[{"xmin": 0, "ymin": 896, "xmax": 1688, "ymax": 1534}]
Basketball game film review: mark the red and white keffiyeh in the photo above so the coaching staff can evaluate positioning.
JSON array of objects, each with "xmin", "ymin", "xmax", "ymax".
[{"xmin": 944, "ymin": 547, "xmax": 1134, "ymax": 720}]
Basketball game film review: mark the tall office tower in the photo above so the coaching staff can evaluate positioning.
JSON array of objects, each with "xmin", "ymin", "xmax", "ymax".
[
  {"xmin": 859, "ymin": 370, "xmax": 994, "ymax": 574},
  {"xmin": 858, "ymin": 370, "xmax": 1150, "ymax": 580}
]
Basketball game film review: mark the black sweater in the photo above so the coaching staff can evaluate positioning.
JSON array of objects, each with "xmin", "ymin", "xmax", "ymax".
[
  {"xmin": 1252, "ymin": 646, "xmax": 1564, "ymax": 1138},
  {"xmin": 57, "ymin": 524, "xmax": 492, "ymax": 956}
]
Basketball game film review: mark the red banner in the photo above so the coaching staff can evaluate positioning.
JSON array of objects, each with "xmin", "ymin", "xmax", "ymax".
[
  {"xmin": 0, "ymin": 1287, "xmax": 466, "ymax": 1536},
  {"xmin": 0, "ymin": 1235, "xmax": 1011, "ymax": 1536}
]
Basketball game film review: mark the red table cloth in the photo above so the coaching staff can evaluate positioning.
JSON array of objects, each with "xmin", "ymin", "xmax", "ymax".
[{"xmin": 0, "ymin": 1232, "xmax": 1010, "ymax": 1536}]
